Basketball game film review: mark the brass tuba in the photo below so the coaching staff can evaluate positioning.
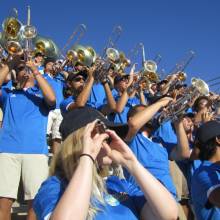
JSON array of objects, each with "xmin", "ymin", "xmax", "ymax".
[
  {"xmin": 70, "ymin": 44, "xmax": 96, "ymax": 67},
  {"xmin": 1, "ymin": 9, "xmax": 23, "ymax": 55},
  {"xmin": 33, "ymin": 36, "xmax": 59, "ymax": 60},
  {"xmin": 2, "ymin": 9, "xmax": 22, "ymax": 41}
]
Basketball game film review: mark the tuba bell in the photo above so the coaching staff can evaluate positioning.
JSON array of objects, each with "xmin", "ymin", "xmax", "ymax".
[
  {"xmin": 2, "ymin": 16, "xmax": 22, "ymax": 41},
  {"xmin": 70, "ymin": 44, "xmax": 95, "ymax": 67},
  {"xmin": 33, "ymin": 36, "xmax": 59, "ymax": 60},
  {"xmin": 1, "ymin": 9, "xmax": 23, "ymax": 55}
]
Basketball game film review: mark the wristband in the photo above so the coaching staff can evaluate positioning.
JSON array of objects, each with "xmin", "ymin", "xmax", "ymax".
[
  {"xmin": 101, "ymin": 80, "xmax": 108, "ymax": 86},
  {"xmin": 79, "ymin": 154, "xmax": 95, "ymax": 164},
  {"xmin": 33, "ymin": 70, "xmax": 41, "ymax": 77}
]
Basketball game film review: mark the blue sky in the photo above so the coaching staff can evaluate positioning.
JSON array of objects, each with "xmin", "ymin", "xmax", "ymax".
[{"xmin": 1, "ymin": 0, "xmax": 220, "ymax": 91}]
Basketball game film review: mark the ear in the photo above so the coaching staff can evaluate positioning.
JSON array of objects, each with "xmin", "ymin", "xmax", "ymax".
[{"xmin": 215, "ymin": 137, "xmax": 220, "ymax": 145}]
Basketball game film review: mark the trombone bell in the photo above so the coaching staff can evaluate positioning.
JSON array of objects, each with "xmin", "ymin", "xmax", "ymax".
[
  {"xmin": 6, "ymin": 41, "xmax": 22, "ymax": 54},
  {"xmin": 144, "ymin": 60, "xmax": 157, "ymax": 73},
  {"xmin": 106, "ymin": 48, "xmax": 120, "ymax": 62}
]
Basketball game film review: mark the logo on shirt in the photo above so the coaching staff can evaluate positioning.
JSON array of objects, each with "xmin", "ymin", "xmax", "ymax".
[{"xmin": 105, "ymin": 192, "xmax": 129, "ymax": 206}]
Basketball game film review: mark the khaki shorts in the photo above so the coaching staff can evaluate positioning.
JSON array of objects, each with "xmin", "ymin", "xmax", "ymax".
[
  {"xmin": 0, "ymin": 153, "xmax": 49, "ymax": 200},
  {"xmin": 47, "ymin": 109, "xmax": 63, "ymax": 139},
  {"xmin": 169, "ymin": 161, "xmax": 189, "ymax": 201}
]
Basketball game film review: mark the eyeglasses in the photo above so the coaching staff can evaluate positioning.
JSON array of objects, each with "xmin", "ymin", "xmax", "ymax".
[{"xmin": 73, "ymin": 77, "xmax": 85, "ymax": 82}]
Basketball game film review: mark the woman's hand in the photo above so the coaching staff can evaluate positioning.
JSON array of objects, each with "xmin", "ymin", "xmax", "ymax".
[
  {"xmin": 82, "ymin": 120, "xmax": 109, "ymax": 161},
  {"xmin": 102, "ymin": 129, "xmax": 137, "ymax": 170}
]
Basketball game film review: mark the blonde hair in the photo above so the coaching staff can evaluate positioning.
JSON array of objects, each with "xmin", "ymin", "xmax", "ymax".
[{"xmin": 50, "ymin": 126, "xmax": 106, "ymax": 220}]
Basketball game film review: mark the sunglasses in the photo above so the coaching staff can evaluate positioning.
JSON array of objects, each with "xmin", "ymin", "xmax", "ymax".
[{"xmin": 73, "ymin": 77, "xmax": 85, "ymax": 82}]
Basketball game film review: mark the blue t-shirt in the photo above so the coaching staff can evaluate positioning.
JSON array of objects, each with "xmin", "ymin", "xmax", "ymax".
[
  {"xmin": 0, "ymin": 86, "xmax": 50, "ymax": 154},
  {"xmin": 60, "ymin": 96, "xmax": 97, "ymax": 115},
  {"xmin": 43, "ymin": 73, "xmax": 65, "ymax": 109},
  {"xmin": 191, "ymin": 160, "xmax": 220, "ymax": 220},
  {"xmin": 38, "ymin": 65, "xmax": 44, "ymax": 75},
  {"xmin": 108, "ymin": 94, "xmax": 140, "ymax": 124},
  {"xmin": 34, "ymin": 175, "xmax": 146, "ymax": 220},
  {"xmin": 153, "ymin": 121, "xmax": 177, "ymax": 146},
  {"xmin": 125, "ymin": 132, "xmax": 177, "ymax": 198},
  {"xmin": 88, "ymin": 83, "xmax": 106, "ymax": 110}
]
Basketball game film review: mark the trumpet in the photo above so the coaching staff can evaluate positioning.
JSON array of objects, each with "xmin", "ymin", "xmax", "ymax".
[{"xmin": 158, "ymin": 77, "xmax": 209, "ymax": 124}]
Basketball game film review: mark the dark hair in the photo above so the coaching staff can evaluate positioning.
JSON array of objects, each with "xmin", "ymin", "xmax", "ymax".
[
  {"xmin": 43, "ymin": 58, "xmax": 55, "ymax": 68},
  {"xmin": 198, "ymin": 135, "xmax": 220, "ymax": 160},
  {"xmin": 193, "ymin": 96, "xmax": 211, "ymax": 112},
  {"xmin": 14, "ymin": 63, "xmax": 26, "ymax": 73},
  {"xmin": 127, "ymin": 104, "xmax": 146, "ymax": 120}
]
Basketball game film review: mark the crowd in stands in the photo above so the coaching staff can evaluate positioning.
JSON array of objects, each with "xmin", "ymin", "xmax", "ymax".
[{"xmin": 0, "ymin": 28, "xmax": 220, "ymax": 220}]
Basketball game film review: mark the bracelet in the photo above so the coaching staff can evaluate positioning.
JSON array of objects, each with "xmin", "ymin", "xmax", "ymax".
[
  {"xmin": 33, "ymin": 70, "xmax": 41, "ymax": 77},
  {"xmin": 79, "ymin": 154, "xmax": 95, "ymax": 164},
  {"xmin": 101, "ymin": 78, "xmax": 109, "ymax": 85}
]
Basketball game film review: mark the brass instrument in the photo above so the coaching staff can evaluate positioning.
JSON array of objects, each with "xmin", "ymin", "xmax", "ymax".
[
  {"xmin": 90, "ymin": 25, "xmax": 123, "ymax": 82},
  {"xmin": 5, "ymin": 40, "xmax": 22, "ymax": 55},
  {"xmin": 1, "ymin": 9, "xmax": 23, "ymax": 55},
  {"xmin": 101, "ymin": 25, "xmax": 123, "ymax": 69},
  {"xmin": 33, "ymin": 36, "xmax": 59, "ymax": 60},
  {"xmin": 2, "ymin": 9, "xmax": 22, "ymax": 41},
  {"xmin": 62, "ymin": 24, "xmax": 86, "ymax": 54},
  {"xmin": 21, "ymin": 6, "xmax": 37, "ymax": 63},
  {"xmin": 116, "ymin": 52, "xmax": 131, "ymax": 73},
  {"xmin": 158, "ymin": 77, "xmax": 209, "ymax": 124},
  {"xmin": 176, "ymin": 71, "xmax": 187, "ymax": 81},
  {"xmin": 106, "ymin": 48, "xmax": 120, "ymax": 63},
  {"xmin": 169, "ymin": 50, "xmax": 195, "ymax": 78},
  {"xmin": 70, "ymin": 44, "xmax": 95, "ymax": 67},
  {"xmin": 58, "ymin": 24, "xmax": 87, "ymax": 69},
  {"xmin": 86, "ymin": 46, "xmax": 96, "ymax": 63},
  {"xmin": 140, "ymin": 43, "xmax": 159, "ymax": 82},
  {"xmin": 103, "ymin": 25, "xmax": 122, "ymax": 55}
]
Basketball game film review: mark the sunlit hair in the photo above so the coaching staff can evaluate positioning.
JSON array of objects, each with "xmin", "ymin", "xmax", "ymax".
[{"xmin": 50, "ymin": 126, "xmax": 106, "ymax": 220}]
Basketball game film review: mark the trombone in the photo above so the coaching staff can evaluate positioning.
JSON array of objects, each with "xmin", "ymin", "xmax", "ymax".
[
  {"xmin": 140, "ymin": 43, "xmax": 159, "ymax": 82},
  {"xmin": 158, "ymin": 77, "xmax": 209, "ymax": 124},
  {"xmin": 58, "ymin": 24, "xmax": 90, "ymax": 69},
  {"xmin": 21, "ymin": 6, "xmax": 37, "ymax": 63}
]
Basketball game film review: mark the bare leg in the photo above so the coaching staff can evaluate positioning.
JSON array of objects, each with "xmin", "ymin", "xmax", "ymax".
[
  {"xmin": 27, "ymin": 200, "xmax": 37, "ymax": 220},
  {"xmin": 0, "ymin": 197, "xmax": 14, "ymax": 220},
  {"xmin": 51, "ymin": 138, "xmax": 61, "ymax": 154}
]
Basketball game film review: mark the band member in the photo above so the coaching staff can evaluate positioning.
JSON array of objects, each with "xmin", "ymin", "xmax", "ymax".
[
  {"xmin": 34, "ymin": 107, "xmax": 178, "ymax": 220},
  {"xmin": 0, "ymin": 55, "xmax": 56, "ymax": 220}
]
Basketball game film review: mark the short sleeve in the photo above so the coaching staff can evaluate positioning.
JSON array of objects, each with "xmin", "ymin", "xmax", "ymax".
[
  {"xmin": 60, "ymin": 97, "xmax": 75, "ymax": 114},
  {"xmin": 33, "ymin": 176, "xmax": 64, "ymax": 220},
  {"xmin": 126, "ymin": 181, "xmax": 146, "ymax": 214}
]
